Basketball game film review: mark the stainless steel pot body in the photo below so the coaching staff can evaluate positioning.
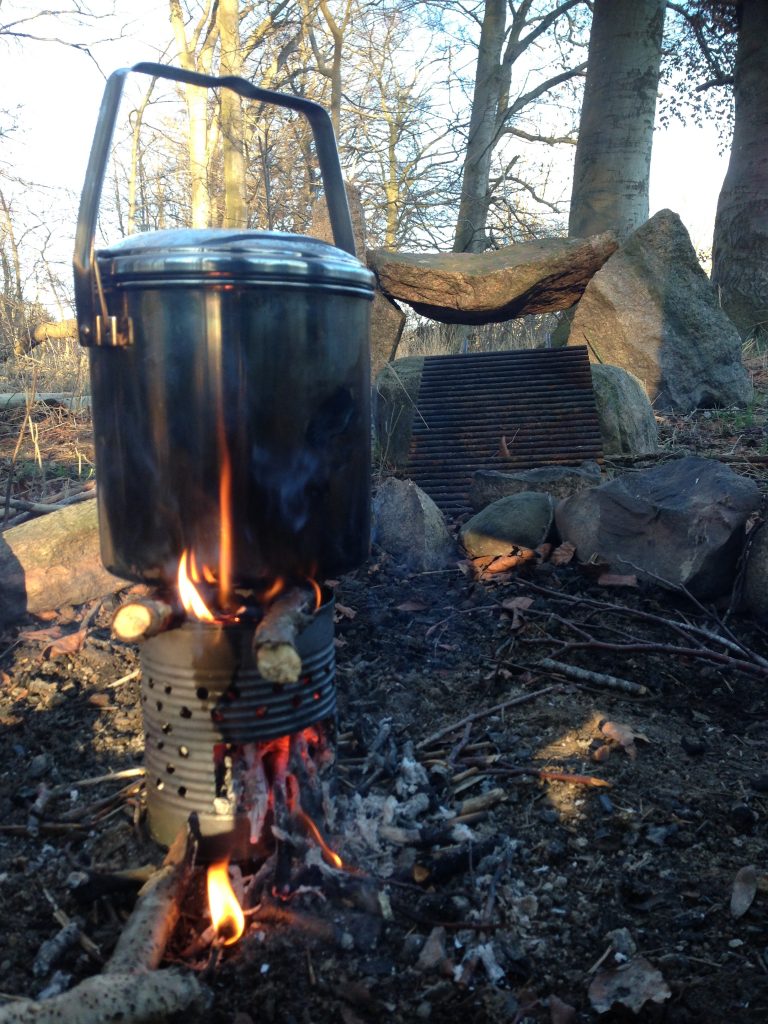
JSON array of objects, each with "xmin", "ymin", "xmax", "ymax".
[{"xmin": 89, "ymin": 231, "xmax": 373, "ymax": 584}]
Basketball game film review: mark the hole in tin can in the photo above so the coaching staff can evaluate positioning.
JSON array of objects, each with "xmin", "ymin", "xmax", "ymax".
[
  {"xmin": 156, "ymin": 700, "xmax": 163, "ymax": 711},
  {"xmin": 177, "ymin": 786, "xmax": 187, "ymax": 797},
  {"xmin": 166, "ymin": 763, "xmax": 175, "ymax": 774},
  {"xmin": 157, "ymin": 741, "xmax": 165, "ymax": 750},
  {"xmin": 179, "ymin": 745, "xmax": 189, "ymax": 758},
  {"xmin": 196, "ymin": 687, "xmax": 209, "ymax": 701},
  {"xmin": 162, "ymin": 723, "xmax": 172, "ymax": 734},
  {"xmin": 313, "ymin": 691, "xmax": 321, "ymax": 701},
  {"xmin": 156, "ymin": 779, "xmax": 164, "ymax": 790},
  {"xmin": 211, "ymin": 709, "xmax": 223, "ymax": 723},
  {"xmin": 147, "ymin": 678, "xmax": 155, "ymax": 688},
  {"xmin": 164, "ymin": 685, "xmax": 172, "ymax": 695},
  {"xmin": 180, "ymin": 706, "xmax": 193, "ymax": 719},
  {"xmin": 255, "ymin": 706, "xmax": 267, "ymax": 718},
  {"xmin": 291, "ymin": 696, "xmax": 302, "ymax": 709}
]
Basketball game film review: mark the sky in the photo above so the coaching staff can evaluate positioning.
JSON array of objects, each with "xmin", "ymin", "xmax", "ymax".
[{"xmin": 0, "ymin": 1, "xmax": 730, "ymax": 309}]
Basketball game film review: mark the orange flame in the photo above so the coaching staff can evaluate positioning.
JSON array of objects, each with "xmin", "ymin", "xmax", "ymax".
[
  {"xmin": 206, "ymin": 860, "xmax": 245, "ymax": 945},
  {"xmin": 307, "ymin": 577, "xmax": 322, "ymax": 612},
  {"xmin": 218, "ymin": 447, "xmax": 232, "ymax": 610},
  {"xmin": 178, "ymin": 550, "xmax": 215, "ymax": 622},
  {"xmin": 296, "ymin": 809, "xmax": 343, "ymax": 869}
]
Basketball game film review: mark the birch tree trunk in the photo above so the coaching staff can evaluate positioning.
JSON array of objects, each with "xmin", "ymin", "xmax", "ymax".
[
  {"xmin": 711, "ymin": 0, "xmax": 768, "ymax": 341},
  {"xmin": 568, "ymin": 0, "xmax": 666, "ymax": 241},
  {"xmin": 218, "ymin": 0, "xmax": 248, "ymax": 228}
]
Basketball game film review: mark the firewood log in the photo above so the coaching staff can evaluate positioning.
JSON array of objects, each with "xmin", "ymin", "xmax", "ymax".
[
  {"xmin": 112, "ymin": 600, "xmax": 175, "ymax": 642},
  {"xmin": 0, "ymin": 500, "xmax": 127, "ymax": 630},
  {"xmin": 252, "ymin": 587, "xmax": 312, "ymax": 683}
]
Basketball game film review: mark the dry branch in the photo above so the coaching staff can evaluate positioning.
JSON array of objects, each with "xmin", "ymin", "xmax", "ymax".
[
  {"xmin": 0, "ymin": 829, "xmax": 205, "ymax": 1024},
  {"xmin": 253, "ymin": 587, "xmax": 312, "ymax": 683},
  {"xmin": 112, "ymin": 600, "xmax": 175, "ymax": 642},
  {"xmin": 537, "ymin": 658, "xmax": 648, "ymax": 696}
]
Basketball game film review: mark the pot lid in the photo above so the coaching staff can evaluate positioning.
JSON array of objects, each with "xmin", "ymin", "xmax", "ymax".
[{"xmin": 97, "ymin": 228, "xmax": 375, "ymax": 291}]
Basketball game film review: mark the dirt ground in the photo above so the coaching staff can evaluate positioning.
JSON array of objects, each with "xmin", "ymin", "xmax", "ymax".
[{"xmin": 0, "ymin": 359, "xmax": 767, "ymax": 1023}]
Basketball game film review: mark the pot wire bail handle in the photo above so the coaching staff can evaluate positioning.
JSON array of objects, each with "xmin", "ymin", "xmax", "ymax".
[{"xmin": 73, "ymin": 61, "xmax": 356, "ymax": 347}]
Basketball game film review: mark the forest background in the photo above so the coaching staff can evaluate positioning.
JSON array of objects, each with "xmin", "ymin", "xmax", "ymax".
[{"xmin": 0, "ymin": 0, "xmax": 762, "ymax": 377}]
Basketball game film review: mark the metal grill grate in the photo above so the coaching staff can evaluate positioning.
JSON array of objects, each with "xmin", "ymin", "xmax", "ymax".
[{"xmin": 406, "ymin": 346, "xmax": 603, "ymax": 516}]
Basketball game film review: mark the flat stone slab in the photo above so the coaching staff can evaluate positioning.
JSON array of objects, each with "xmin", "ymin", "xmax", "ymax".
[{"xmin": 367, "ymin": 233, "xmax": 618, "ymax": 325}]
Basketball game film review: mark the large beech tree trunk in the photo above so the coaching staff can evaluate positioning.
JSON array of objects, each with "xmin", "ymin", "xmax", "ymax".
[
  {"xmin": 568, "ymin": 0, "xmax": 666, "ymax": 241},
  {"xmin": 711, "ymin": 0, "xmax": 768, "ymax": 341},
  {"xmin": 0, "ymin": 500, "xmax": 127, "ymax": 628}
]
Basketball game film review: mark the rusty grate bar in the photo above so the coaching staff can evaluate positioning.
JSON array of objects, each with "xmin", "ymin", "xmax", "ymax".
[{"xmin": 406, "ymin": 346, "xmax": 603, "ymax": 515}]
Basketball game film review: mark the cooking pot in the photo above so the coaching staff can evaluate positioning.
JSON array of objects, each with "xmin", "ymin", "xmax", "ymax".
[{"xmin": 73, "ymin": 63, "xmax": 374, "ymax": 585}]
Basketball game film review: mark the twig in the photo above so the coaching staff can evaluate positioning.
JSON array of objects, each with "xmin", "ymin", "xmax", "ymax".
[
  {"xmin": 537, "ymin": 658, "xmax": 648, "ymax": 696},
  {"xmin": 416, "ymin": 685, "xmax": 557, "ymax": 750}
]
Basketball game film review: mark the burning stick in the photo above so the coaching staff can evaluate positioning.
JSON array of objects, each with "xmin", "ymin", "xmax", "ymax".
[
  {"xmin": 112, "ymin": 599, "xmax": 175, "ymax": 642},
  {"xmin": 252, "ymin": 587, "xmax": 313, "ymax": 683}
]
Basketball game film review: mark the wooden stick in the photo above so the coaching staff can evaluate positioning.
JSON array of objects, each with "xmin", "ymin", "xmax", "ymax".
[
  {"xmin": 416, "ymin": 685, "xmax": 557, "ymax": 750},
  {"xmin": 0, "ymin": 970, "xmax": 207, "ymax": 1023},
  {"xmin": 537, "ymin": 658, "xmax": 648, "ymax": 696},
  {"xmin": 112, "ymin": 600, "xmax": 175, "ymax": 642},
  {"xmin": 106, "ymin": 826, "xmax": 194, "ymax": 975},
  {"xmin": 253, "ymin": 587, "xmax": 312, "ymax": 683}
]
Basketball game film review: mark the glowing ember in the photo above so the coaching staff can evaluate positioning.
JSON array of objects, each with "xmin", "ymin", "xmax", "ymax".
[
  {"xmin": 206, "ymin": 860, "xmax": 245, "ymax": 945},
  {"xmin": 177, "ymin": 550, "xmax": 215, "ymax": 622}
]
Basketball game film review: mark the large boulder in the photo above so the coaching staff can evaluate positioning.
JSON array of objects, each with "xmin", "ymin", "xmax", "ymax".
[
  {"xmin": 460, "ymin": 492, "xmax": 555, "ymax": 557},
  {"xmin": 742, "ymin": 524, "xmax": 768, "ymax": 622},
  {"xmin": 590, "ymin": 364, "xmax": 658, "ymax": 458},
  {"xmin": 373, "ymin": 477, "xmax": 456, "ymax": 572},
  {"xmin": 368, "ymin": 233, "xmax": 618, "ymax": 325},
  {"xmin": 555, "ymin": 456, "xmax": 761, "ymax": 598},
  {"xmin": 567, "ymin": 210, "xmax": 753, "ymax": 413},
  {"xmin": 469, "ymin": 462, "xmax": 602, "ymax": 511}
]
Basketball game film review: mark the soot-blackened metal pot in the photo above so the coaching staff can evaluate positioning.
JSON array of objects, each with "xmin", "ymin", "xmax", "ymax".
[{"xmin": 74, "ymin": 63, "xmax": 374, "ymax": 585}]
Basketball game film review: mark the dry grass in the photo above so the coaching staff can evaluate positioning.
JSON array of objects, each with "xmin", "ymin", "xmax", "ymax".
[{"xmin": 398, "ymin": 312, "xmax": 561, "ymax": 358}]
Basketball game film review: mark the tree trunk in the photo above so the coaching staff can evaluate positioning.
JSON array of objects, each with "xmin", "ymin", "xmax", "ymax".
[
  {"xmin": 218, "ymin": 0, "xmax": 248, "ymax": 229},
  {"xmin": 711, "ymin": 0, "xmax": 768, "ymax": 341},
  {"xmin": 453, "ymin": 0, "xmax": 506, "ymax": 254},
  {"xmin": 568, "ymin": 0, "xmax": 666, "ymax": 241},
  {"xmin": 0, "ymin": 500, "xmax": 127, "ymax": 628}
]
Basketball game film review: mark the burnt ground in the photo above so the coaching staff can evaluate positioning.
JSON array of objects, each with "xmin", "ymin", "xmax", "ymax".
[{"xmin": 0, "ymin": 359, "xmax": 768, "ymax": 1023}]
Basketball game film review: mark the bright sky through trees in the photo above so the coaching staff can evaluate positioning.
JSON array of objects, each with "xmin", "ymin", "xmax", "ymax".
[{"xmin": 0, "ymin": 0, "xmax": 728, "ymax": 294}]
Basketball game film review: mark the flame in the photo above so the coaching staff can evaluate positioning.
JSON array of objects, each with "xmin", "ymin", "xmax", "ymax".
[
  {"xmin": 206, "ymin": 860, "xmax": 245, "ymax": 945},
  {"xmin": 307, "ymin": 577, "xmax": 322, "ymax": 612},
  {"xmin": 296, "ymin": 809, "xmax": 343, "ymax": 869},
  {"xmin": 178, "ymin": 550, "xmax": 215, "ymax": 622},
  {"xmin": 218, "ymin": 447, "xmax": 233, "ymax": 609}
]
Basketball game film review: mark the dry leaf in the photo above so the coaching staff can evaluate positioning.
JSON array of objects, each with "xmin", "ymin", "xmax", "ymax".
[
  {"xmin": 484, "ymin": 554, "xmax": 524, "ymax": 574},
  {"xmin": 730, "ymin": 865, "xmax": 758, "ymax": 918},
  {"xmin": 395, "ymin": 599, "xmax": 428, "ymax": 612},
  {"xmin": 20, "ymin": 625, "xmax": 63, "ymax": 643},
  {"xmin": 501, "ymin": 595, "xmax": 534, "ymax": 630},
  {"xmin": 599, "ymin": 720, "xmax": 650, "ymax": 760},
  {"xmin": 499, "ymin": 435, "xmax": 511, "ymax": 459},
  {"xmin": 591, "ymin": 743, "xmax": 613, "ymax": 763},
  {"xmin": 598, "ymin": 572, "xmax": 639, "ymax": 588},
  {"xmin": 334, "ymin": 603, "xmax": 357, "ymax": 621},
  {"xmin": 43, "ymin": 628, "xmax": 87, "ymax": 660},
  {"xmin": 549, "ymin": 993, "xmax": 576, "ymax": 1024},
  {"xmin": 551, "ymin": 541, "xmax": 576, "ymax": 566},
  {"xmin": 588, "ymin": 957, "xmax": 671, "ymax": 1014}
]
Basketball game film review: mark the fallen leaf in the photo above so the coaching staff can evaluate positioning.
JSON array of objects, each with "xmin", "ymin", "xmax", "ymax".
[
  {"xmin": 502, "ymin": 596, "xmax": 534, "ymax": 613},
  {"xmin": 334, "ymin": 603, "xmax": 357, "ymax": 621},
  {"xmin": 591, "ymin": 743, "xmax": 613, "ymax": 763},
  {"xmin": 20, "ymin": 625, "xmax": 63, "ymax": 643},
  {"xmin": 588, "ymin": 957, "xmax": 671, "ymax": 1014},
  {"xmin": 499, "ymin": 435, "xmax": 511, "ymax": 458},
  {"xmin": 32, "ymin": 609, "xmax": 59, "ymax": 622},
  {"xmin": 551, "ymin": 541, "xmax": 576, "ymax": 566},
  {"xmin": 598, "ymin": 572, "xmax": 639, "ymax": 588},
  {"xmin": 43, "ymin": 629, "xmax": 87, "ymax": 660},
  {"xmin": 395, "ymin": 599, "xmax": 428, "ymax": 612},
  {"xmin": 730, "ymin": 865, "xmax": 758, "ymax": 918},
  {"xmin": 484, "ymin": 554, "xmax": 524, "ymax": 574},
  {"xmin": 549, "ymin": 993, "xmax": 576, "ymax": 1024},
  {"xmin": 599, "ymin": 720, "xmax": 650, "ymax": 760},
  {"xmin": 535, "ymin": 543, "xmax": 553, "ymax": 561}
]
